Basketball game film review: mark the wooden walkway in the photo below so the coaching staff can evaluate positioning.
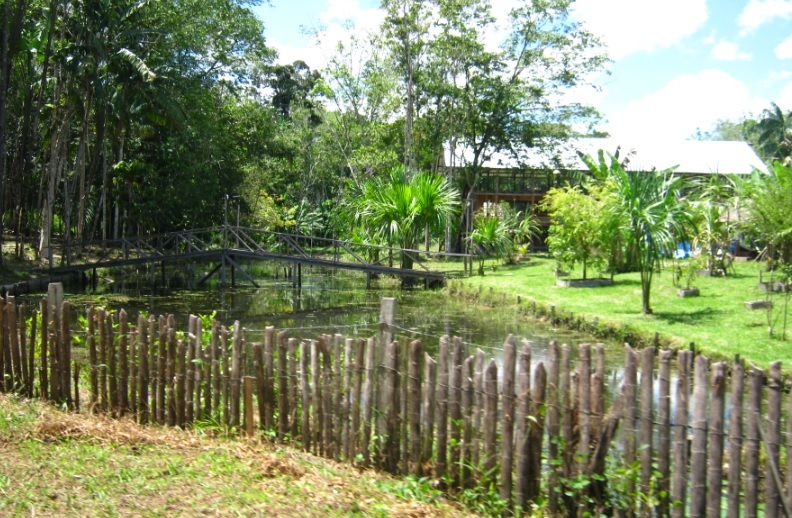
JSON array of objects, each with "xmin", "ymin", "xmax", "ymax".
[{"xmin": 49, "ymin": 225, "xmax": 473, "ymax": 286}]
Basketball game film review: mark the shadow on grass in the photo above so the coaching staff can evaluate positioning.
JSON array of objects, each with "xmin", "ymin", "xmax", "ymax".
[{"xmin": 652, "ymin": 307, "xmax": 724, "ymax": 326}]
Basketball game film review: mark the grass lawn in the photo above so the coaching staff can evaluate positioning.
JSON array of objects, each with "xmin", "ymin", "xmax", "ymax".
[
  {"xmin": 0, "ymin": 393, "xmax": 471, "ymax": 517},
  {"xmin": 449, "ymin": 254, "xmax": 792, "ymax": 367}
]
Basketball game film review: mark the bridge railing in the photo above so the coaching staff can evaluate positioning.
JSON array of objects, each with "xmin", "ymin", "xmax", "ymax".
[{"xmin": 54, "ymin": 225, "xmax": 476, "ymax": 278}]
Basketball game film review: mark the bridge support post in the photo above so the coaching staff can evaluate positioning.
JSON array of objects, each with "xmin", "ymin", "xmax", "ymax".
[
  {"xmin": 220, "ymin": 253, "xmax": 226, "ymax": 287},
  {"xmin": 161, "ymin": 261, "xmax": 166, "ymax": 287},
  {"xmin": 366, "ymin": 272, "xmax": 372, "ymax": 289},
  {"xmin": 231, "ymin": 255, "xmax": 236, "ymax": 287}
]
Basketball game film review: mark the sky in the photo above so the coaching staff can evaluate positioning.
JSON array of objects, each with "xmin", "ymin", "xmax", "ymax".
[{"xmin": 252, "ymin": 0, "xmax": 792, "ymax": 141}]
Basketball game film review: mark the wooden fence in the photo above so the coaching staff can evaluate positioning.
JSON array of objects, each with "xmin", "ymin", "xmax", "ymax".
[{"xmin": 2, "ymin": 291, "xmax": 791, "ymax": 516}]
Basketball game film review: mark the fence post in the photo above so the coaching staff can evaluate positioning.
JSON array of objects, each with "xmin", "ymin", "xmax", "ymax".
[
  {"xmin": 138, "ymin": 313, "xmax": 149, "ymax": 424},
  {"xmin": 449, "ymin": 336, "xmax": 464, "ymax": 486},
  {"xmin": 706, "ymin": 362, "xmax": 726, "ymax": 518},
  {"xmin": 119, "ymin": 309, "xmax": 129, "ymax": 415},
  {"xmin": 657, "ymin": 349, "xmax": 673, "ymax": 516},
  {"xmin": 672, "ymin": 350, "xmax": 692, "ymax": 518},
  {"xmin": 639, "ymin": 346, "xmax": 654, "ymax": 508},
  {"xmin": 547, "ymin": 340, "xmax": 561, "ymax": 515},
  {"xmin": 301, "ymin": 340, "xmax": 311, "ymax": 452},
  {"xmin": 263, "ymin": 327, "xmax": 275, "ymax": 431},
  {"xmin": 362, "ymin": 336, "xmax": 376, "ymax": 466},
  {"xmin": 288, "ymin": 337, "xmax": 299, "ymax": 438},
  {"xmin": 421, "ymin": 352, "xmax": 436, "ymax": 470},
  {"xmin": 351, "ymin": 338, "xmax": 365, "ymax": 460},
  {"xmin": 727, "ymin": 358, "xmax": 744, "ymax": 518},
  {"xmin": 515, "ymin": 341, "xmax": 532, "ymax": 510},
  {"xmin": 408, "ymin": 340, "xmax": 422, "ymax": 476},
  {"xmin": 39, "ymin": 300, "xmax": 48, "ymax": 400},
  {"xmin": 483, "ymin": 360, "xmax": 498, "ymax": 485},
  {"xmin": 435, "ymin": 335, "xmax": 450, "ymax": 481},
  {"xmin": 689, "ymin": 354, "xmax": 710, "ymax": 517},
  {"xmin": 277, "ymin": 331, "xmax": 289, "ymax": 438},
  {"xmin": 744, "ymin": 366, "xmax": 763, "ymax": 518},
  {"xmin": 500, "ymin": 335, "xmax": 517, "ymax": 507},
  {"xmin": 766, "ymin": 361, "xmax": 783, "ymax": 518},
  {"xmin": 578, "ymin": 343, "xmax": 591, "ymax": 474},
  {"xmin": 384, "ymin": 340, "xmax": 401, "ymax": 473}
]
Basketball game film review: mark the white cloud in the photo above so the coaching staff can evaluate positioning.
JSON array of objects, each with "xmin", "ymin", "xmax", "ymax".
[
  {"xmin": 271, "ymin": 0, "xmax": 385, "ymax": 69},
  {"xmin": 739, "ymin": 0, "xmax": 792, "ymax": 34},
  {"xmin": 777, "ymin": 80, "xmax": 792, "ymax": 109},
  {"xmin": 711, "ymin": 40, "xmax": 752, "ymax": 61},
  {"xmin": 606, "ymin": 70, "xmax": 767, "ymax": 140},
  {"xmin": 776, "ymin": 34, "xmax": 792, "ymax": 59},
  {"xmin": 573, "ymin": 0, "xmax": 708, "ymax": 60}
]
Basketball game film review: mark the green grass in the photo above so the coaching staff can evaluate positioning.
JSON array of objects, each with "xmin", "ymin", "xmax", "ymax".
[
  {"xmin": 450, "ymin": 254, "xmax": 791, "ymax": 367},
  {"xmin": 0, "ymin": 394, "xmax": 471, "ymax": 517}
]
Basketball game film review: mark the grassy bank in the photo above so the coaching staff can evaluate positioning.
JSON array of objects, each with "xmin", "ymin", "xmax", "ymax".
[
  {"xmin": 0, "ymin": 393, "xmax": 471, "ymax": 517},
  {"xmin": 450, "ymin": 255, "xmax": 790, "ymax": 366}
]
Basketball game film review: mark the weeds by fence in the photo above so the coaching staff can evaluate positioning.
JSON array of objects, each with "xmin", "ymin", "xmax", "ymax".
[{"xmin": 1, "ymin": 288, "xmax": 790, "ymax": 516}]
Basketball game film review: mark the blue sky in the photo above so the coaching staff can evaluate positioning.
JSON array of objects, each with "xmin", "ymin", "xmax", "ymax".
[{"xmin": 253, "ymin": 0, "xmax": 792, "ymax": 141}]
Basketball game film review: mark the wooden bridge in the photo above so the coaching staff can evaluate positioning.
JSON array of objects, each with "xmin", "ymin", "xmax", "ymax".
[{"xmin": 49, "ymin": 225, "xmax": 474, "ymax": 287}]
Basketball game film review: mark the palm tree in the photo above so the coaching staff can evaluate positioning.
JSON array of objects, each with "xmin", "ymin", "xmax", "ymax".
[
  {"xmin": 412, "ymin": 171, "xmax": 460, "ymax": 251},
  {"xmin": 583, "ymin": 152, "xmax": 692, "ymax": 314},
  {"xmin": 752, "ymin": 103, "xmax": 792, "ymax": 164}
]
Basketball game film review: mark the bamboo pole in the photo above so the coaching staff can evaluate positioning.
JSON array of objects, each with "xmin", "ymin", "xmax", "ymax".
[
  {"xmin": 671, "ymin": 349, "xmax": 692, "ymax": 518},
  {"xmin": 483, "ymin": 359, "xmax": 498, "ymax": 485},
  {"xmin": 351, "ymin": 338, "xmax": 365, "ymax": 460},
  {"xmin": 288, "ymin": 337, "xmax": 298, "ymax": 438},
  {"xmin": 361, "ymin": 336, "xmax": 375, "ymax": 466},
  {"xmin": 277, "ymin": 331, "xmax": 288, "ymax": 438},
  {"xmin": 230, "ymin": 321, "xmax": 242, "ymax": 429},
  {"xmin": 657, "ymin": 349, "xmax": 673, "ymax": 517},
  {"xmin": 547, "ymin": 340, "xmax": 561, "ymax": 515},
  {"xmin": 744, "ymin": 366, "xmax": 763, "ymax": 518},
  {"xmin": 301, "ymin": 340, "xmax": 311, "ymax": 452},
  {"xmin": 577, "ymin": 343, "xmax": 591, "ymax": 473},
  {"xmin": 435, "ymin": 335, "xmax": 450, "ymax": 481},
  {"xmin": 119, "ymin": 309, "xmax": 129, "ymax": 415},
  {"xmin": 408, "ymin": 340, "xmax": 422, "ymax": 476},
  {"xmin": 766, "ymin": 361, "xmax": 783, "ymax": 518},
  {"xmin": 138, "ymin": 313, "xmax": 149, "ymax": 424},
  {"xmin": 639, "ymin": 346, "xmax": 654, "ymax": 505},
  {"xmin": 689, "ymin": 354, "xmax": 710, "ymax": 517},
  {"xmin": 342, "ymin": 338, "xmax": 353, "ymax": 460},
  {"xmin": 515, "ymin": 341, "xmax": 532, "ymax": 510},
  {"xmin": 706, "ymin": 362, "xmax": 726, "ymax": 518},
  {"xmin": 449, "ymin": 336, "xmax": 464, "ymax": 486},
  {"xmin": 728, "ymin": 358, "xmax": 744, "ymax": 518},
  {"xmin": 421, "ymin": 352, "xmax": 436, "ymax": 470},
  {"xmin": 527, "ymin": 362, "xmax": 547, "ymax": 505},
  {"xmin": 500, "ymin": 335, "xmax": 517, "ymax": 506}
]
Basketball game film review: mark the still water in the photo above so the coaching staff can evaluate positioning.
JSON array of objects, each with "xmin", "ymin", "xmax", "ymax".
[{"xmin": 47, "ymin": 265, "xmax": 620, "ymax": 375}]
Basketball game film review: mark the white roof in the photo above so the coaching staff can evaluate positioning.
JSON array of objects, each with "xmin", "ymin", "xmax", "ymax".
[{"xmin": 445, "ymin": 138, "xmax": 768, "ymax": 175}]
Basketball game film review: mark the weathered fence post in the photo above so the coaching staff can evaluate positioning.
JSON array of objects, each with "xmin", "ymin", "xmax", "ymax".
[
  {"xmin": 515, "ymin": 341, "xmax": 532, "ymax": 510},
  {"xmin": 277, "ymin": 331, "xmax": 289, "ymax": 438},
  {"xmin": 351, "ymin": 338, "xmax": 365, "ymax": 460},
  {"xmin": 461, "ymin": 355, "xmax": 475, "ymax": 487},
  {"xmin": 421, "ymin": 352, "xmax": 436, "ymax": 470},
  {"xmin": 483, "ymin": 359, "xmax": 498, "ymax": 485},
  {"xmin": 408, "ymin": 340, "xmax": 422, "ymax": 475},
  {"xmin": 657, "ymin": 349, "xmax": 673, "ymax": 516},
  {"xmin": 706, "ymin": 362, "xmax": 726, "ymax": 518},
  {"xmin": 547, "ymin": 340, "xmax": 561, "ymax": 515},
  {"xmin": 690, "ymin": 354, "xmax": 710, "ymax": 517},
  {"xmin": 766, "ymin": 361, "xmax": 783, "ymax": 518},
  {"xmin": 527, "ymin": 362, "xmax": 547, "ymax": 505},
  {"xmin": 435, "ymin": 335, "xmax": 450, "ymax": 481},
  {"xmin": 672, "ymin": 349, "xmax": 692, "ymax": 518},
  {"xmin": 622, "ymin": 343, "xmax": 637, "ymax": 514},
  {"xmin": 727, "ymin": 358, "xmax": 744, "ymax": 518},
  {"xmin": 449, "ymin": 336, "xmax": 464, "ymax": 486},
  {"xmin": 577, "ymin": 343, "xmax": 591, "ymax": 474},
  {"xmin": 384, "ymin": 340, "xmax": 401, "ymax": 474},
  {"xmin": 230, "ymin": 321, "xmax": 242, "ymax": 429},
  {"xmin": 639, "ymin": 346, "xmax": 654, "ymax": 508},
  {"xmin": 744, "ymin": 366, "xmax": 763, "ymax": 518},
  {"xmin": 361, "ymin": 336, "xmax": 376, "ymax": 466},
  {"xmin": 138, "ymin": 313, "xmax": 149, "ymax": 424},
  {"xmin": 301, "ymin": 340, "xmax": 311, "ymax": 452},
  {"xmin": 263, "ymin": 326, "xmax": 275, "ymax": 430},
  {"xmin": 500, "ymin": 335, "xmax": 517, "ymax": 507},
  {"xmin": 119, "ymin": 309, "xmax": 129, "ymax": 415}
]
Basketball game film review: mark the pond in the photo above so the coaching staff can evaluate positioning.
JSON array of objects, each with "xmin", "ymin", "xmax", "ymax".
[{"xmin": 31, "ymin": 263, "xmax": 621, "ymax": 375}]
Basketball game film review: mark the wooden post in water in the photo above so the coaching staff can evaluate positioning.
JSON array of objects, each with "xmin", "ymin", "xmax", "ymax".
[
  {"xmin": 657, "ymin": 349, "xmax": 673, "ymax": 516},
  {"xmin": 727, "ymin": 358, "xmax": 744, "ymax": 518},
  {"xmin": 342, "ymin": 338, "xmax": 353, "ymax": 460},
  {"xmin": 744, "ymin": 366, "xmax": 763, "ymax": 518},
  {"xmin": 435, "ymin": 335, "xmax": 450, "ymax": 481},
  {"xmin": 706, "ymin": 362, "xmax": 726, "ymax": 518},
  {"xmin": 766, "ymin": 361, "xmax": 783, "ymax": 518},
  {"xmin": 500, "ymin": 335, "xmax": 517, "ymax": 507},
  {"xmin": 689, "ymin": 354, "xmax": 710, "ymax": 517}
]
